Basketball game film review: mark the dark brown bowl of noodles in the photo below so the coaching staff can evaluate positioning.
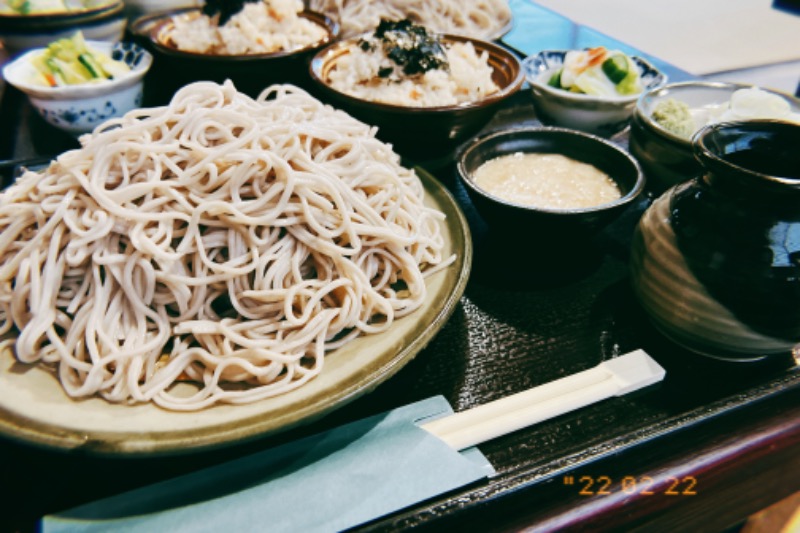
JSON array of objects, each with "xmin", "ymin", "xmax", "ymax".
[
  {"xmin": 130, "ymin": 3, "xmax": 338, "ymax": 102},
  {"xmin": 307, "ymin": 0, "xmax": 513, "ymax": 40}
]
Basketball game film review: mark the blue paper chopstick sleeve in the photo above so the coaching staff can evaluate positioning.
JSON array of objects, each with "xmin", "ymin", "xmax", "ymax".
[{"xmin": 42, "ymin": 396, "xmax": 494, "ymax": 533}]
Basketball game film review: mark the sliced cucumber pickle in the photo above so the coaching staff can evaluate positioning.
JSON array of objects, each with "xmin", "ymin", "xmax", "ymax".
[
  {"xmin": 547, "ymin": 68, "xmax": 563, "ymax": 88},
  {"xmin": 602, "ymin": 54, "xmax": 629, "ymax": 84},
  {"xmin": 78, "ymin": 53, "xmax": 105, "ymax": 79}
]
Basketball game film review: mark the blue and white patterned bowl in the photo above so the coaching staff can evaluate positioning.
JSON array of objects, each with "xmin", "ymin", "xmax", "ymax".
[
  {"xmin": 2, "ymin": 40, "xmax": 152, "ymax": 136},
  {"xmin": 523, "ymin": 49, "xmax": 667, "ymax": 137}
]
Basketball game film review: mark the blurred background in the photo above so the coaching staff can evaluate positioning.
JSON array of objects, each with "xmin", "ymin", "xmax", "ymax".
[{"xmin": 532, "ymin": 0, "xmax": 800, "ymax": 94}]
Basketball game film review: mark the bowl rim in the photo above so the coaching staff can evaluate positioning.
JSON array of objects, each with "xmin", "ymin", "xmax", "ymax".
[
  {"xmin": 0, "ymin": 0, "xmax": 123, "ymax": 24},
  {"xmin": 522, "ymin": 49, "xmax": 666, "ymax": 104},
  {"xmin": 130, "ymin": 7, "xmax": 339, "ymax": 61},
  {"xmin": 308, "ymin": 33, "xmax": 525, "ymax": 113},
  {"xmin": 634, "ymin": 80, "xmax": 800, "ymax": 146},
  {"xmin": 457, "ymin": 125, "xmax": 645, "ymax": 215},
  {"xmin": 693, "ymin": 119, "xmax": 800, "ymax": 189},
  {"xmin": 486, "ymin": 13, "xmax": 514, "ymax": 41},
  {"xmin": 2, "ymin": 40, "xmax": 153, "ymax": 99}
]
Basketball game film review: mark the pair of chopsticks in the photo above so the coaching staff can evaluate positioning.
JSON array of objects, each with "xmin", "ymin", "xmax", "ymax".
[{"xmin": 422, "ymin": 350, "xmax": 665, "ymax": 451}]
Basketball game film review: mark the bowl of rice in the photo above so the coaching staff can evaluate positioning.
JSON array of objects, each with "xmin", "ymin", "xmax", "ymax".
[
  {"xmin": 130, "ymin": 0, "xmax": 338, "ymax": 101},
  {"xmin": 309, "ymin": 19, "xmax": 524, "ymax": 160}
]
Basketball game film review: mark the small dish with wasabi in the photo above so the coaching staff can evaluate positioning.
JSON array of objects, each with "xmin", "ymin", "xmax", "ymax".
[{"xmin": 630, "ymin": 80, "xmax": 800, "ymax": 192}]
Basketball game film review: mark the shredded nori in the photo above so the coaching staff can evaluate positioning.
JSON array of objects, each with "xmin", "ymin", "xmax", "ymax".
[
  {"xmin": 202, "ymin": 0, "xmax": 259, "ymax": 25},
  {"xmin": 361, "ymin": 19, "xmax": 449, "ymax": 77}
]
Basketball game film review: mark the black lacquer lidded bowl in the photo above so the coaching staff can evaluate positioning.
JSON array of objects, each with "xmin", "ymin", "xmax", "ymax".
[{"xmin": 631, "ymin": 120, "xmax": 800, "ymax": 361}]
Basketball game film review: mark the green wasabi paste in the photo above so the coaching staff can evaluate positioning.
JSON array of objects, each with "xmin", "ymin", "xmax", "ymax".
[{"xmin": 651, "ymin": 98, "xmax": 695, "ymax": 139}]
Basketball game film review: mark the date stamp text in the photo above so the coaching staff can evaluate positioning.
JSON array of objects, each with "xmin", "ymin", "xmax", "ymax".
[{"xmin": 563, "ymin": 475, "xmax": 698, "ymax": 496}]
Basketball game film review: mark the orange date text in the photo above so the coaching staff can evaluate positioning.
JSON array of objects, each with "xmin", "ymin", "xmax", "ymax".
[{"xmin": 562, "ymin": 475, "xmax": 698, "ymax": 496}]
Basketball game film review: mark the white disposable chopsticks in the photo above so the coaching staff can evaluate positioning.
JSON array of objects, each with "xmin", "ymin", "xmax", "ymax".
[{"xmin": 421, "ymin": 349, "xmax": 665, "ymax": 451}]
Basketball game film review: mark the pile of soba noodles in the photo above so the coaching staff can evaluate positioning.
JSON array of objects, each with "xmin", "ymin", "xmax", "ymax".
[
  {"xmin": 308, "ymin": 0, "xmax": 512, "ymax": 40},
  {"xmin": 0, "ymin": 81, "xmax": 450, "ymax": 410}
]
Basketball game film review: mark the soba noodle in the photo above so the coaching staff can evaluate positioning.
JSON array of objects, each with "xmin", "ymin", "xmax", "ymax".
[
  {"xmin": 0, "ymin": 81, "xmax": 450, "ymax": 410},
  {"xmin": 307, "ymin": 0, "xmax": 512, "ymax": 40}
]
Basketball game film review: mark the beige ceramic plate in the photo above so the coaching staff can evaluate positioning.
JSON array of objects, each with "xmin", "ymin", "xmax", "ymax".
[{"xmin": 0, "ymin": 167, "xmax": 470, "ymax": 455}]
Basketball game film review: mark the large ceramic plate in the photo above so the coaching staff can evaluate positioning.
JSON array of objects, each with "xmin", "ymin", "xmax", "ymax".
[{"xmin": 0, "ymin": 167, "xmax": 471, "ymax": 455}]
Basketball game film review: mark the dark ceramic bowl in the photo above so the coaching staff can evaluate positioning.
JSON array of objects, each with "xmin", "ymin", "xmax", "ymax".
[
  {"xmin": 0, "ymin": 0, "xmax": 126, "ymax": 52},
  {"xmin": 130, "ymin": 7, "xmax": 338, "ymax": 102},
  {"xmin": 631, "ymin": 120, "xmax": 800, "ymax": 361},
  {"xmin": 123, "ymin": 0, "xmax": 201, "ymax": 21},
  {"xmin": 309, "ymin": 34, "xmax": 524, "ymax": 161},
  {"xmin": 457, "ymin": 126, "xmax": 645, "ymax": 240},
  {"xmin": 630, "ymin": 81, "xmax": 800, "ymax": 193}
]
